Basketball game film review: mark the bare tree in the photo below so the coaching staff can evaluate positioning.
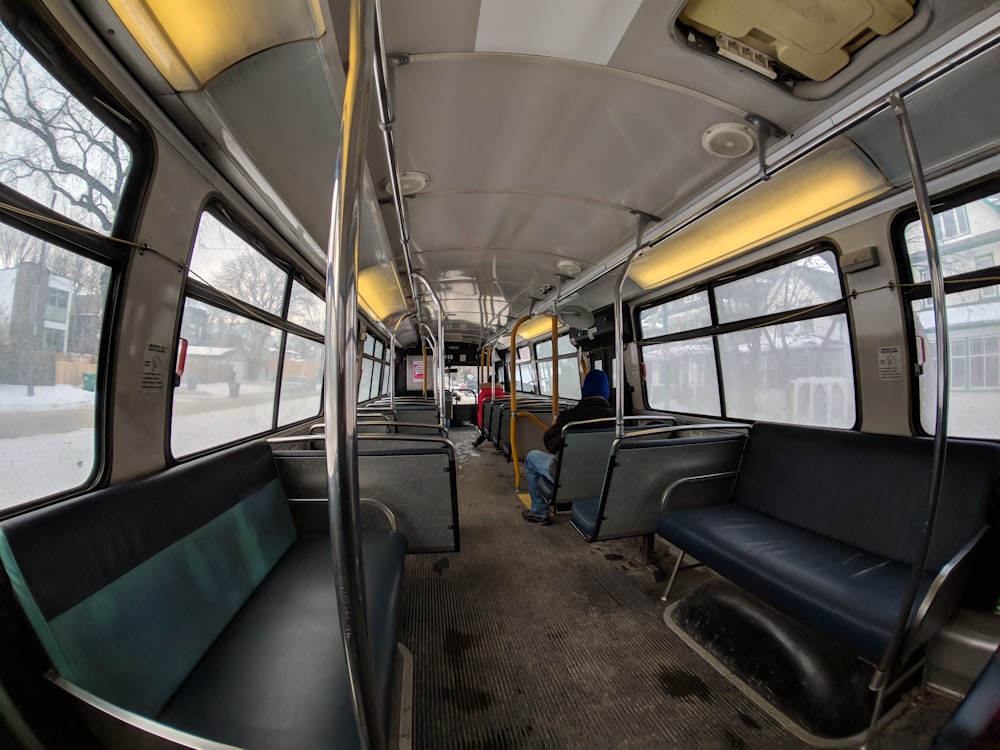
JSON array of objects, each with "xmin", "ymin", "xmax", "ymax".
[
  {"xmin": 0, "ymin": 221, "xmax": 42, "ymax": 268},
  {"xmin": 0, "ymin": 26, "xmax": 130, "ymax": 233},
  {"xmin": 0, "ymin": 27, "xmax": 125, "ymax": 392},
  {"xmin": 214, "ymin": 247, "xmax": 287, "ymax": 316}
]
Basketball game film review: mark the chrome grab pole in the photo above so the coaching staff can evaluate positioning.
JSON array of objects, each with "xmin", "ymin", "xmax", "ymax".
[
  {"xmin": 419, "ymin": 322, "xmax": 437, "ymax": 406},
  {"xmin": 389, "ymin": 312, "xmax": 415, "ymax": 410},
  {"xmin": 614, "ymin": 212, "xmax": 654, "ymax": 439},
  {"xmin": 325, "ymin": 0, "xmax": 381, "ymax": 746},
  {"xmin": 373, "ymin": 0, "xmax": 419, "ymax": 320},
  {"xmin": 413, "ymin": 273, "xmax": 446, "ymax": 427},
  {"xmin": 871, "ymin": 92, "xmax": 951, "ymax": 695}
]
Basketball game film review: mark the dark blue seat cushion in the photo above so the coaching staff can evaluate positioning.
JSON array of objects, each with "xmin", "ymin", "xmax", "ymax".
[
  {"xmin": 658, "ymin": 505, "xmax": 932, "ymax": 662},
  {"xmin": 571, "ymin": 496, "xmax": 601, "ymax": 537},
  {"xmin": 159, "ymin": 531, "xmax": 406, "ymax": 749},
  {"xmin": 735, "ymin": 423, "xmax": 1000, "ymax": 570}
]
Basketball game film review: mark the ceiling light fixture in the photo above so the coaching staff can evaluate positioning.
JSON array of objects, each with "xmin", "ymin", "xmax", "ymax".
[
  {"xmin": 382, "ymin": 171, "xmax": 430, "ymax": 196},
  {"xmin": 108, "ymin": 0, "xmax": 326, "ymax": 91},
  {"xmin": 629, "ymin": 139, "xmax": 887, "ymax": 289}
]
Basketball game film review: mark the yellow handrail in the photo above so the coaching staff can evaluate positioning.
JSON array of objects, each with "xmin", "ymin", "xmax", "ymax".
[
  {"xmin": 511, "ymin": 411, "xmax": 549, "ymax": 490},
  {"xmin": 516, "ymin": 411, "xmax": 550, "ymax": 431}
]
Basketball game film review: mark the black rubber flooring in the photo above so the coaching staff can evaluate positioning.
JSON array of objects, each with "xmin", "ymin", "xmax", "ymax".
[{"xmin": 399, "ymin": 426, "xmax": 953, "ymax": 749}]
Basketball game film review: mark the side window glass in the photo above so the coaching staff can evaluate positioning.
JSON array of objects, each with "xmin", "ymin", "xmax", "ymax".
[
  {"xmin": 0, "ymin": 26, "xmax": 133, "ymax": 233},
  {"xmin": 903, "ymin": 189, "xmax": 1000, "ymax": 438},
  {"xmin": 189, "ymin": 212, "xmax": 287, "ymax": 316},
  {"xmin": 1, "ymin": 234, "xmax": 111, "ymax": 508},
  {"xmin": 639, "ymin": 246, "xmax": 854, "ymax": 426},
  {"xmin": 288, "ymin": 281, "xmax": 324, "ymax": 334},
  {"xmin": 278, "ymin": 333, "xmax": 322, "ymax": 426},
  {"xmin": 172, "ymin": 299, "xmax": 279, "ymax": 456},
  {"xmin": 174, "ymin": 207, "xmax": 324, "ymax": 454}
]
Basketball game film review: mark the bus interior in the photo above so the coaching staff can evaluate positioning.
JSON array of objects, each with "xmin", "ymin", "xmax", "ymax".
[{"xmin": 0, "ymin": 1, "xmax": 999, "ymax": 748}]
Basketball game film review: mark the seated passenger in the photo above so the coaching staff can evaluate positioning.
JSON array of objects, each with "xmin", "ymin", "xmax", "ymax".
[
  {"xmin": 472, "ymin": 381, "xmax": 506, "ymax": 447},
  {"xmin": 521, "ymin": 370, "xmax": 614, "ymax": 525}
]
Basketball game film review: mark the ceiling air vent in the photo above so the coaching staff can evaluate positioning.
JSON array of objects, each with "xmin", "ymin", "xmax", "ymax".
[{"xmin": 677, "ymin": 0, "xmax": 917, "ymax": 84}]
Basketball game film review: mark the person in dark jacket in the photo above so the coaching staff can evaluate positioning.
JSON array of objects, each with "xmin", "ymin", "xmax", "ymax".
[{"xmin": 521, "ymin": 369, "xmax": 614, "ymax": 524}]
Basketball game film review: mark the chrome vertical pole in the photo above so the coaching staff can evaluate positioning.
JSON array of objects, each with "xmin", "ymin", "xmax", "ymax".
[
  {"xmin": 389, "ymin": 312, "xmax": 415, "ymax": 410},
  {"xmin": 325, "ymin": 0, "xmax": 381, "ymax": 746},
  {"xmin": 373, "ymin": 0, "xmax": 419, "ymax": 320},
  {"xmin": 614, "ymin": 212, "xmax": 654, "ymax": 439},
  {"xmin": 413, "ymin": 273, "xmax": 446, "ymax": 427},
  {"xmin": 871, "ymin": 91, "xmax": 951, "ymax": 694}
]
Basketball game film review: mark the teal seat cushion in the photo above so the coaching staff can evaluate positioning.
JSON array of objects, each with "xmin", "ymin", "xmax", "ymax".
[{"xmin": 0, "ymin": 441, "xmax": 296, "ymax": 715}]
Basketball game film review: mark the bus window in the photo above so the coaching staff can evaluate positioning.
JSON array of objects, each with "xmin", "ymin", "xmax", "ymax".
[
  {"xmin": 900, "ymin": 187, "xmax": 1000, "ymax": 439},
  {"xmin": 172, "ymin": 298, "xmax": 280, "ymax": 455},
  {"xmin": 537, "ymin": 335, "xmax": 582, "ymax": 399},
  {"xmin": 640, "ymin": 247, "xmax": 855, "ymax": 426},
  {"xmin": 173, "ymin": 207, "xmax": 323, "ymax": 455},
  {"xmin": 0, "ymin": 24, "xmax": 133, "ymax": 233},
  {"xmin": 189, "ymin": 212, "xmax": 287, "ymax": 316},
  {"xmin": 278, "ymin": 332, "xmax": 322, "ymax": 424},
  {"xmin": 0, "ymin": 20, "xmax": 138, "ymax": 508},
  {"xmin": 0, "ymin": 237, "xmax": 111, "ymax": 508},
  {"xmin": 288, "ymin": 281, "xmax": 324, "ymax": 334}
]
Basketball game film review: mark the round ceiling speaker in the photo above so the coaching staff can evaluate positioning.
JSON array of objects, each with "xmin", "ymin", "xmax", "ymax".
[
  {"xmin": 701, "ymin": 123, "xmax": 756, "ymax": 159},
  {"xmin": 382, "ymin": 171, "xmax": 430, "ymax": 195}
]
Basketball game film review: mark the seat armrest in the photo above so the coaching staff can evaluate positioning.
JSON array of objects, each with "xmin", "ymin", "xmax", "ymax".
[
  {"xmin": 50, "ymin": 672, "xmax": 239, "ymax": 750},
  {"xmin": 904, "ymin": 527, "xmax": 990, "ymax": 661},
  {"xmin": 660, "ymin": 471, "xmax": 739, "ymax": 512}
]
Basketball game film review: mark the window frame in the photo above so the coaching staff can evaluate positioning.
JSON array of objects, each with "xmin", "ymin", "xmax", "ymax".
[
  {"xmin": 636, "ymin": 242, "xmax": 857, "ymax": 426},
  {"xmin": 892, "ymin": 178, "xmax": 1000, "ymax": 437},
  {"xmin": 172, "ymin": 201, "xmax": 325, "ymax": 458},
  {"xmin": 0, "ymin": 7, "xmax": 150, "ymax": 510}
]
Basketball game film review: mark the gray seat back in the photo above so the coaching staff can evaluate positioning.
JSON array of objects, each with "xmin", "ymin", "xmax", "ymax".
[{"xmin": 576, "ymin": 425, "xmax": 749, "ymax": 541}]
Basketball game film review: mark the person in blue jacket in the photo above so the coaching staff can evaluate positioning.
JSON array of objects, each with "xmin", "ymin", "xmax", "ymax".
[{"xmin": 521, "ymin": 369, "xmax": 614, "ymax": 525}]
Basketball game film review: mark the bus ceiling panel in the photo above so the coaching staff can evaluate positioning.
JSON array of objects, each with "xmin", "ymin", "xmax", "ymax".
[
  {"xmin": 406, "ymin": 248, "xmax": 585, "ymax": 305},
  {"xmin": 390, "ymin": 193, "xmax": 638, "ymax": 270},
  {"xmin": 847, "ymin": 42, "xmax": 1000, "ymax": 187},
  {"xmin": 184, "ymin": 41, "xmax": 338, "ymax": 254},
  {"xmin": 380, "ymin": 55, "xmax": 759, "ymax": 213}
]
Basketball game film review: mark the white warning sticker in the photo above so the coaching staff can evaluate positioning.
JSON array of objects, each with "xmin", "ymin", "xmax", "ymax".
[
  {"xmin": 142, "ymin": 343, "xmax": 167, "ymax": 393},
  {"xmin": 878, "ymin": 345, "xmax": 903, "ymax": 381}
]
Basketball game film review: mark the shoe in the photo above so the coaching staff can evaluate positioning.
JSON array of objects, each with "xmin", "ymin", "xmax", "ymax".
[
  {"xmin": 521, "ymin": 509, "xmax": 550, "ymax": 525},
  {"xmin": 471, "ymin": 436, "xmax": 485, "ymax": 448}
]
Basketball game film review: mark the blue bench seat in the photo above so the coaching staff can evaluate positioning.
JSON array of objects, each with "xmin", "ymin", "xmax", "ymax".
[
  {"xmin": 657, "ymin": 422, "xmax": 1000, "ymax": 664},
  {"xmin": 0, "ymin": 440, "xmax": 406, "ymax": 748}
]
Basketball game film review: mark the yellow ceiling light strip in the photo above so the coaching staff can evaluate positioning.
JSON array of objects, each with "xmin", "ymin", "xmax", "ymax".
[
  {"xmin": 109, "ymin": 0, "xmax": 326, "ymax": 91},
  {"xmin": 357, "ymin": 265, "xmax": 407, "ymax": 322},
  {"xmin": 515, "ymin": 315, "xmax": 561, "ymax": 342},
  {"xmin": 628, "ymin": 139, "xmax": 888, "ymax": 290}
]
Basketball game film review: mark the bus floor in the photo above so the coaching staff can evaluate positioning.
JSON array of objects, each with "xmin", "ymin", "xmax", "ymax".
[
  {"xmin": 397, "ymin": 425, "xmax": 963, "ymax": 749},
  {"xmin": 398, "ymin": 426, "xmax": 956, "ymax": 749}
]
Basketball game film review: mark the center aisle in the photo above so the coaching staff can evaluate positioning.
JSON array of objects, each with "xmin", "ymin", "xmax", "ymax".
[{"xmin": 398, "ymin": 425, "xmax": 795, "ymax": 749}]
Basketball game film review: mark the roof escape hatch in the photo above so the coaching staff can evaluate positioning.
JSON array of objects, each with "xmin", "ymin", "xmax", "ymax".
[{"xmin": 676, "ymin": 0, "xmax": 917, "ymax": 87}]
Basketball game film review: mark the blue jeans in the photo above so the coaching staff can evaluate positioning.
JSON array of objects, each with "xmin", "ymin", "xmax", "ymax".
[{"xmin": 524, "ymin": 449, "xmax": 554, "ymax": 518}]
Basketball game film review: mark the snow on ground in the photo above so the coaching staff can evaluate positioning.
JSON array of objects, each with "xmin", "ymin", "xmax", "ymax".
[
  {"xmin": 0, "ymin": 384, "xmax": 95, "ymax": 410},
  {"xmin": 0, "ymin": 429, "xmax": 94, "ymax": 510}
]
